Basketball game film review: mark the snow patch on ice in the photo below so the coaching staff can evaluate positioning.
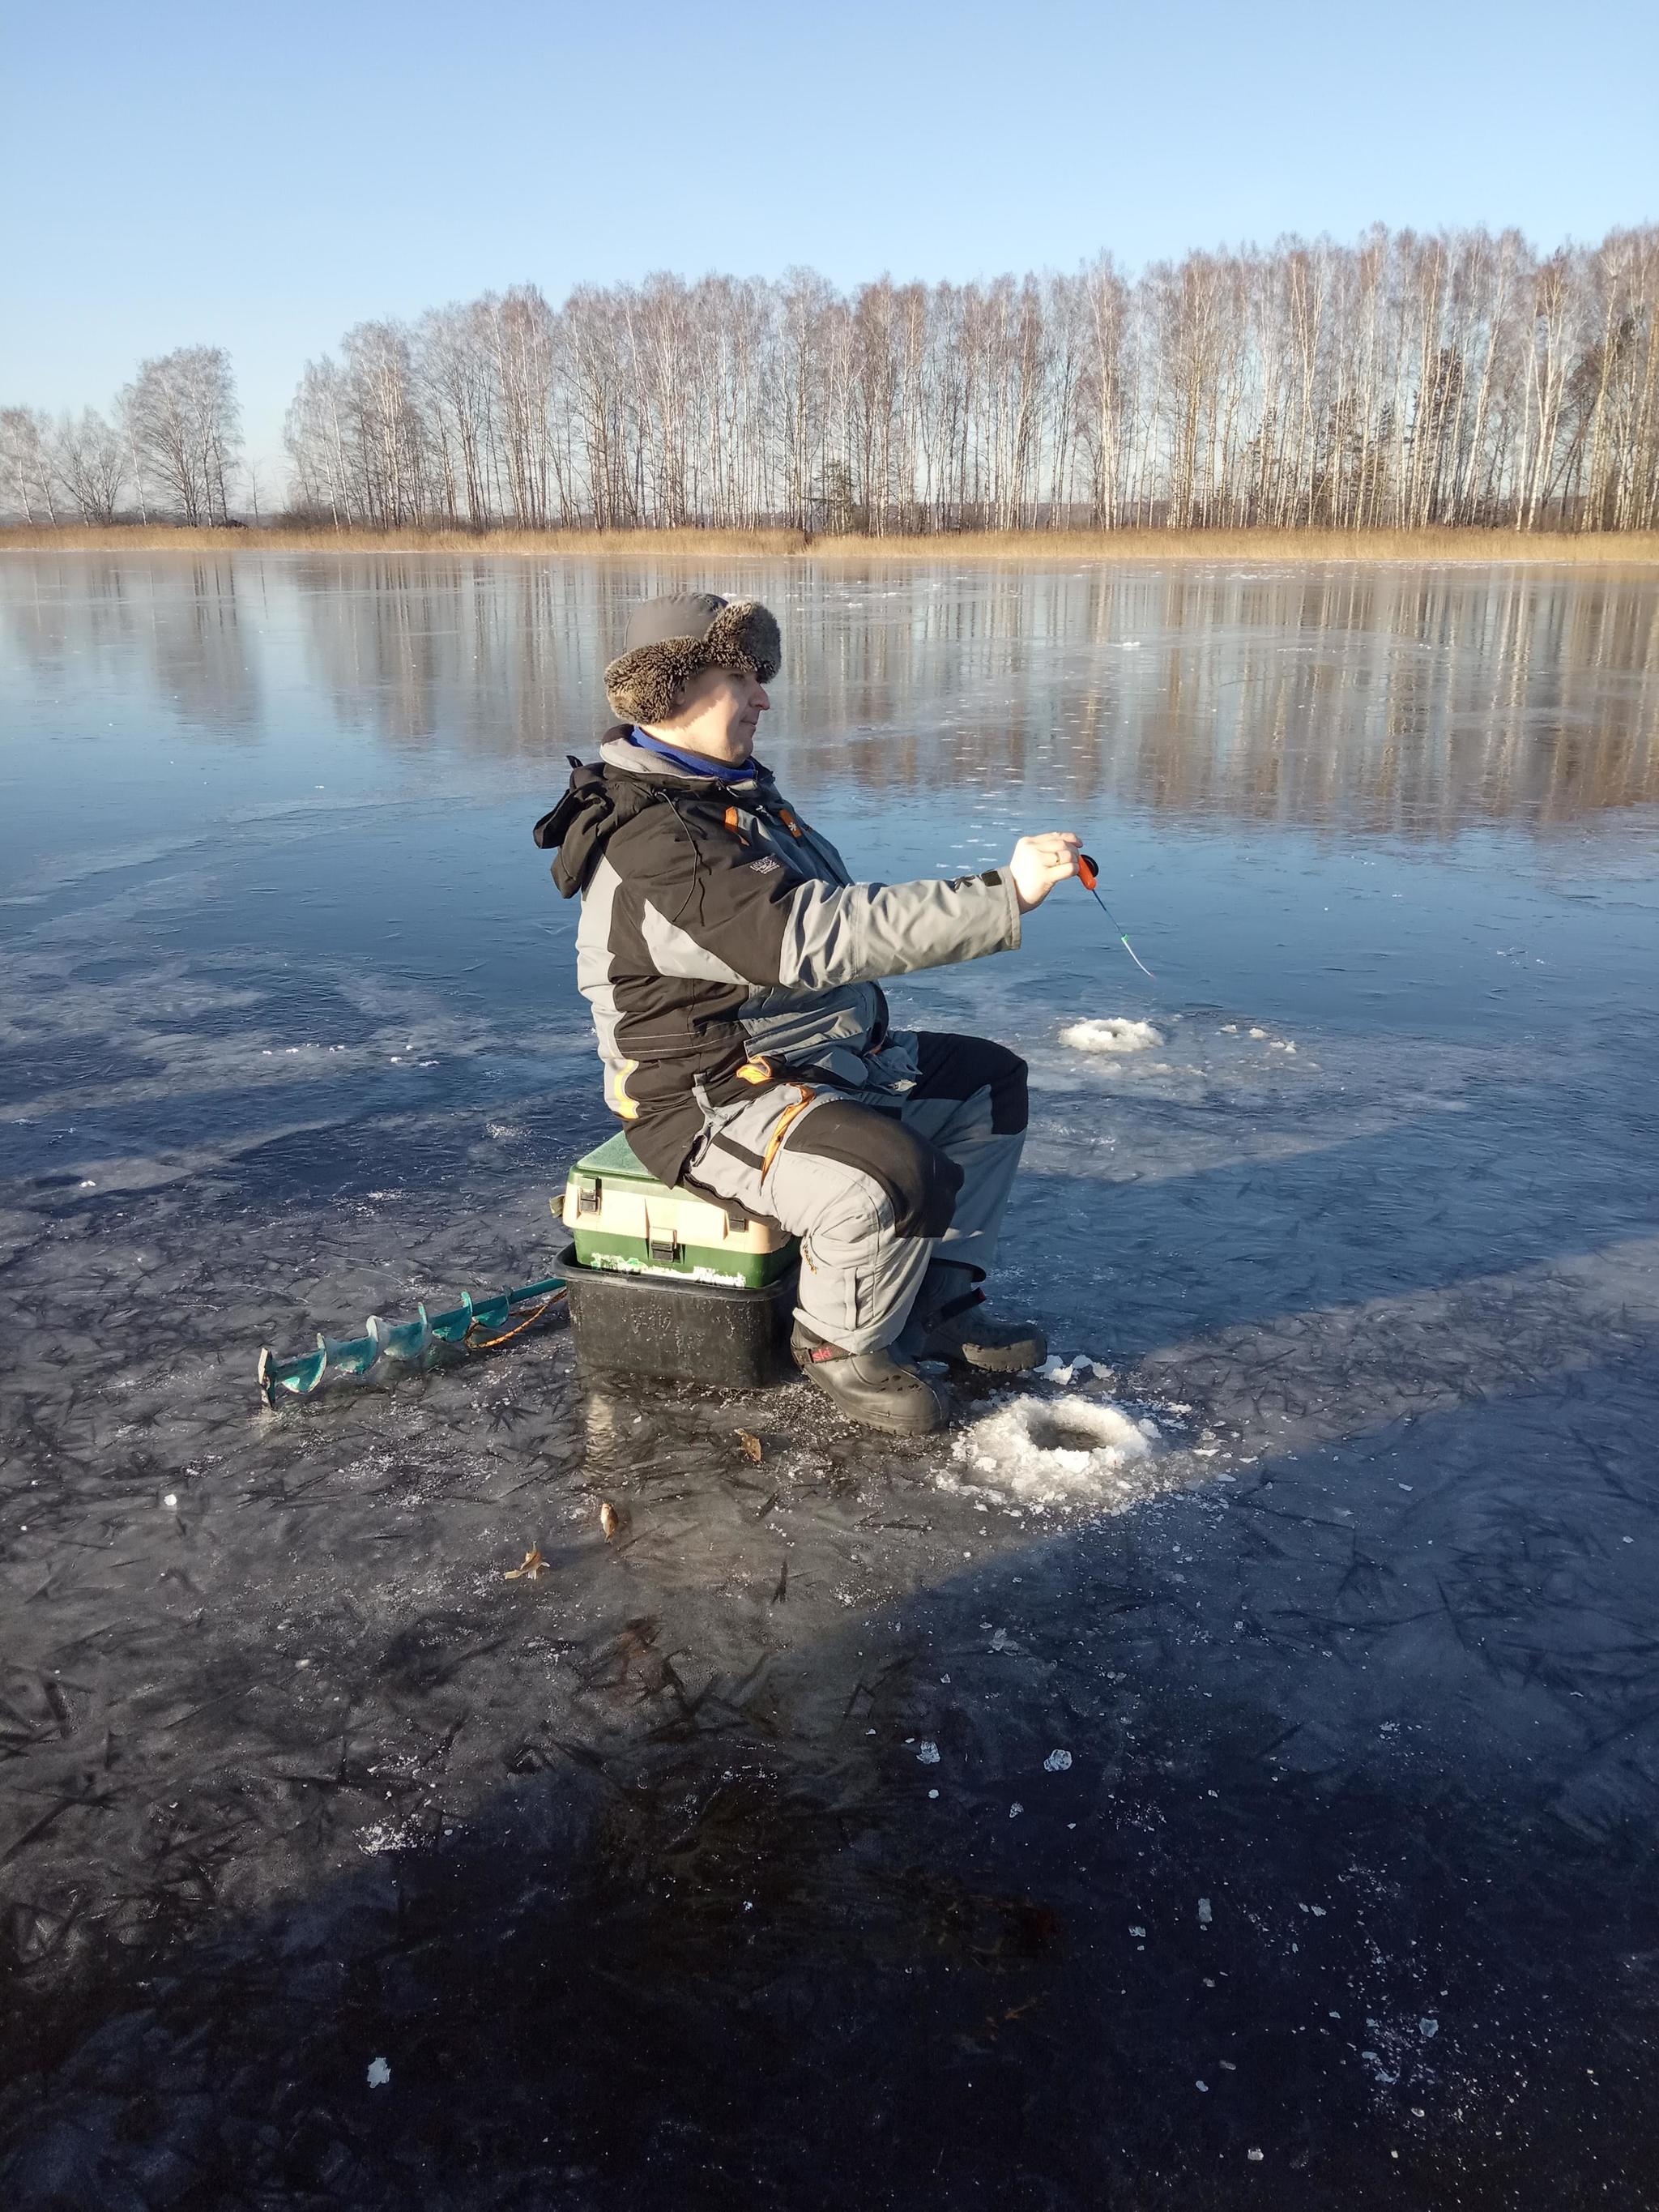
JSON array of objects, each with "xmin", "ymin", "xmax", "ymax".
[
  {"xmin": 952, "ymin": 1394, "xmax": 1158, "ymax": 1505},
  {"xmin": 356, "ymin": 1819, "xmax": 422, "ymax": 1855},
  {"xmin": 1060, "ymin": 1017, "xmax": 1165, "ymax": 1057}
]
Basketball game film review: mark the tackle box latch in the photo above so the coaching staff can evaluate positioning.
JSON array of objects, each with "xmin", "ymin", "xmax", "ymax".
[
  {"xmin": 649, "ymin": 1233, "xmax": 684, "ymax": 1265},
  {"xmin": 576, "ymin": 1181, "xmax": 603, "ymax": 1216}
]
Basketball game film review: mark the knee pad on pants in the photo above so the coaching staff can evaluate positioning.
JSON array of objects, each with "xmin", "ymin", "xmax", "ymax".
[
  {"xmin": 784, "ymin": 1100, "xmax": 962, "ymax": 1239},
  {"xmin": 914, "ymin": 1032, "xmax": 1030, "ymax": 1134}
]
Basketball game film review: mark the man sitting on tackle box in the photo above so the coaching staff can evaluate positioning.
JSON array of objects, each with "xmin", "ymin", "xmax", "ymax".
[{"xmin": 534, "ymin": 592, "xmax": 1081, "ymax": 1437}]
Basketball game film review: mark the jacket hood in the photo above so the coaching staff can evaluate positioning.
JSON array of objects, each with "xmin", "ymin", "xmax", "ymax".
[{"xmin": 531, "ymin": 728, "xmax": 770, "ymax": 898}]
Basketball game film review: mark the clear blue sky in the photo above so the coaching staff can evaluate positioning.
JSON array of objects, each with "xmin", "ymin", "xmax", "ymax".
[{"xmin": 3, "ymin": 0, "xmax": 1655, "ymax": 476}]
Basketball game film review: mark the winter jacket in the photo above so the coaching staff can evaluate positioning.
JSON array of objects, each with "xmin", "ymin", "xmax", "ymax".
[{"xmin": 534, "ymin": 730, "xmax": 1021, "ymax": 1186}]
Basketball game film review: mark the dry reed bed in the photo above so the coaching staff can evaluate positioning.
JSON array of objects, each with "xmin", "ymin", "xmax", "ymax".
[{"xmin": 4, "ymin": 524, "xmax": 1658, "ymax": 566}]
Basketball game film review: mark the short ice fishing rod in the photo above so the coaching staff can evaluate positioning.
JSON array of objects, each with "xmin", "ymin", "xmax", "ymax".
[{"xmin": 1077, "ymin": 853, "xmax": 1156, "ymax": 981}]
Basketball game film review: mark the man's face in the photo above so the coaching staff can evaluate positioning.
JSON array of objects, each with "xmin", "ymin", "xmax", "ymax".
[{"xmin": 646, "ymin": 668, "xmax": 770, "ymax": 764}]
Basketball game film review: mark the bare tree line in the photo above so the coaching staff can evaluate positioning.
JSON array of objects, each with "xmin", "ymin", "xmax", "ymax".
[
  {"xmin": 6, "ymin": 228, "xmax": 1657, "ymax": 536},
  {"xmin": 282, "ymin": 228, "xmax": 1659, "ymax": 535},
  {"xmin": 2, "ymin": 347, "xmax": 241, "ymax": 525}
]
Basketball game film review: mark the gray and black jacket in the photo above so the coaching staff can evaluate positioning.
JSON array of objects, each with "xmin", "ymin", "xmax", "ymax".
[{"xmin": 534, "ymin": 729, "xmax": 1021, "ymax": 1185}]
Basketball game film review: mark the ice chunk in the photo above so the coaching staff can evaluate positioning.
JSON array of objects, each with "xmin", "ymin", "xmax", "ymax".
[
  {"xmin": 1059, "ymin": 1018, "xmax": 1165, "ymax": 1056},
  {"xmin": 1198, "ymin": 1897, "xmax": 1213, "ymax": 1926},
  {"xmin": 366, "ymin": 2056, "xmax": 390, "ymax": 2088},
  {"xmin": 1043, "ymin": 1748, "xmax": 1073, "ymax": 1772},
  {"xmin": 917, "ymin": 1740, "xmax": 940, "ymax": 1765},
  {"xmin": 952, "ymin": 1394, "xmax": 1157, "ymax": 1507},
  {"xmin": 1038, "ymin": 1352, "xmax": 1098, "ymax": 1386}
]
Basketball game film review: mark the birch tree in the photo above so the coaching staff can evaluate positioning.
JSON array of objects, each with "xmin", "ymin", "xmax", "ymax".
[
  {"xmin": 1, "ymin": 407, "xmax": 58, "ymax": 522},
  {"xmin": 121, "ymin": 346, "xmax": 240, "ymax": 523},
  {"xmin": 52, "ymin": 408, "xmax": 129, "ymax": 522}
]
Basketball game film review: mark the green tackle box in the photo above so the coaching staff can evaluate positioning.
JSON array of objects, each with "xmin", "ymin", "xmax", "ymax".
[{"xmin": 557, "ymin": 1131, "xmax": 798, "ymax": 1289}]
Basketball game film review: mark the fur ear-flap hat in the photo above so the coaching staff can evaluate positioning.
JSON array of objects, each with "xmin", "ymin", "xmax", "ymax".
[{"xmin": 603, "ymin": 592, "xmax": 782, "ymax": 725}]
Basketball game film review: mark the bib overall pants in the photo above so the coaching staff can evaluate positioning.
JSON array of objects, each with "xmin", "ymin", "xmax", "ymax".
[{"xmin": 685, "ymin": 1031, "xmax": 1029, "ymax": 1355}]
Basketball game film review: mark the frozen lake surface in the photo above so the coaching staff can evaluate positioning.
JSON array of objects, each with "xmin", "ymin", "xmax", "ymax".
[{"xmin": 3, "ymin": 551, "xmax": 1659, "ymax": 2206}]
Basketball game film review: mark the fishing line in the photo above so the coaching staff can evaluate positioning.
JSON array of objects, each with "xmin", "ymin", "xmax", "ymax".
[{"xmin": 1077, "ymin": 853, "xmax": 1157, "ymax": 981}]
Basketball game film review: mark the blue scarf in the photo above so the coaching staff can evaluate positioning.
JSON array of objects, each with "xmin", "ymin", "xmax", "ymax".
[{"xmin": 628, "ymin": 727, "xmax": 761, "ymax": 784}]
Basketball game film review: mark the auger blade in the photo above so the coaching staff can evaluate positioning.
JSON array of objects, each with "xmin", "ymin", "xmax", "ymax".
[
  {"xmin": 258, "ymin": 1339, "xmax": 331, "ymax": 1407},
  {"xmin": 467, "ymin": 1290, "xmax": 513, "ymax": 1334},
  {"xmin": 320, "ymin": 1330, "xmax": 379, "ymax": 1377},
  {"xmin": 429, "ymin": 1293, "xmax": 475, "ymax": 1344},
  {"xmin": 369, "ymin": 1305, "xmax": 432, "ymax": 1364}
]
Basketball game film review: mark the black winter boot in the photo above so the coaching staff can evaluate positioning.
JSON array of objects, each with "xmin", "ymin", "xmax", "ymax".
[
  {"xmin": 791, "ymin": 1326, "xmax": 946, "ymax": 1437},
  {"xmin": 917, "ymin": 1278, "xmax": 1047, "ymax": 1373}
]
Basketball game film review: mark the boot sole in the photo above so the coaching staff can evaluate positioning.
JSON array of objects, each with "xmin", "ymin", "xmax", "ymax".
[{"xmin": 933, "ymin": 1343, "xmax": 1047, "ymax": 1373}]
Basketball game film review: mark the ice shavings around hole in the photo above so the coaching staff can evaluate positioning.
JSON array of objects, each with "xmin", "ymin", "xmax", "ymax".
[
  {"xmin": 1038, "ymin": 1352, "xmax": 1100, "ymax": 1386},
  {"xmin": 952, "ymin": 1394, "xmax": 1158, "ymax": 1506},
  {"xmin": 1058, "ymin": 1018, "xmax": 1165, "ymax": 1057}
]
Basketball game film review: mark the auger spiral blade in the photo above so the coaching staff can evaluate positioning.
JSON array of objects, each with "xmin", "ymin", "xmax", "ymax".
[
  {"xmin": 320, "ymin": 1330, "xmax": 378, "ymax": 1377},
  {"xmin": 258, "ymin": 1275, "xmax": 566, "ymax": 1407},
  {"xmin": 429, "ymin": 1292, "xmax": 476, "ymax": 1345},
  {"xmin": 369, "ymin": 1305, "xmax": 433, "ymax": 1365}
]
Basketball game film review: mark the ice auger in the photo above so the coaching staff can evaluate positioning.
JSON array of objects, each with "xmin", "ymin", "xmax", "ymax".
[{"xmin": 258, "ymin": 1274, "xmax": 566, "ymax": 1407}]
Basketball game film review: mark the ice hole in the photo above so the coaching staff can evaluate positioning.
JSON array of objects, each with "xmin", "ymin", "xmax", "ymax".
[
  {"xmin": 1026, "ymin": 1410, "xmax": 1119, "ymax": 1454},
  {"xmin": 1058, "ymin": 1018, "xmax": 1165, "ymax": 1057},
  {"xmin": 952, "ymin": 1394, "xmax": 1158, "ymax": 1508}
]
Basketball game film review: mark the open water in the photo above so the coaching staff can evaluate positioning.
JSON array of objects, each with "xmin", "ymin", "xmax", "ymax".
[{"xmin": 2, "ymin": 550, "xmax": 1659, "ymax": 2207}]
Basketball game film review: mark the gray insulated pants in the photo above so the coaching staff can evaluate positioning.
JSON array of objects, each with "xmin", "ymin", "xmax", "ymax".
[{"xmin": 685, "ymin": 1032, "xmax": 1029, "ymax": 1356}]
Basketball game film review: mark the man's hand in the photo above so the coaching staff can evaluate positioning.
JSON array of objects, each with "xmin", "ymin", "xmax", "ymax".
[{"xmin": 1008, "ymin": 832, "xmax": 1082, "ymax": 914}]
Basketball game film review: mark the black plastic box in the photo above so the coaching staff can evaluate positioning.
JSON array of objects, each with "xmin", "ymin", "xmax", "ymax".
[{"xmin": 556, "ymin": 1241, "xmax": 799, "ymax": 1389}]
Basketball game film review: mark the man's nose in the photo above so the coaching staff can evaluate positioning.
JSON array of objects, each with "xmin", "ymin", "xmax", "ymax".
[{"xmin": 754, "ymin": 686, "xmax": 770, "ymax": 711}]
